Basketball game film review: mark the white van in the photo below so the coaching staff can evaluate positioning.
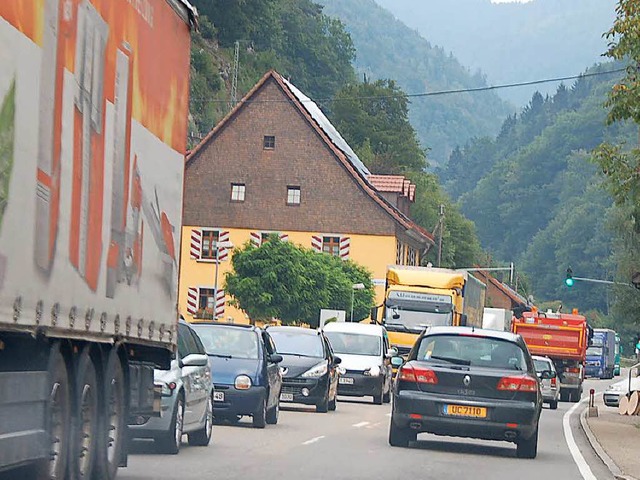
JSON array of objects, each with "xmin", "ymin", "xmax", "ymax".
[{"xmin": 322, "ymin": 322, "xmax": 396, "ymax": 404}]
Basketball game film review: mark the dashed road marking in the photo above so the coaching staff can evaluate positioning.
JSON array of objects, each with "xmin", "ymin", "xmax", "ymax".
[
  {"xmin": 353, "ymin": 421, "xmax": 370, "ymax": 428},
  {"xmin": 302, "ymin": 436, "xmax": 325, "ymax": 445}
]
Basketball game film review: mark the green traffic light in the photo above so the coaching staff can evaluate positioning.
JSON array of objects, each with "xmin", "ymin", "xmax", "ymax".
[{"xmin": 565, "ymin": 277, "xmax": 574, "ymax": 287}]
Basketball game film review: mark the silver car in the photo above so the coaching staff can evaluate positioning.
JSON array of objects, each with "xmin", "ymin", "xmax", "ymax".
[
  {"xmin": 604, "ymin": 376, "xmax": 640, "ymax": 407},
  {"xmin": 533, "ymin": 355, "xmax": 559, "ymax": 409},
  {"xmin": 130, "ymin": 321, "xmax": 214, "ymax": 454}
]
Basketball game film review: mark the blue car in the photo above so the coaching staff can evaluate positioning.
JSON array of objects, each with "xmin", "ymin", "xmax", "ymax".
[{"xmin": 190, "ymin": 322, "xmax": 283, "ymax": 428}]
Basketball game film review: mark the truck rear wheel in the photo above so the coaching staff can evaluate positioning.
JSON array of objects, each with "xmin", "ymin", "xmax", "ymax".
[
  {"xmin": 70, "ymin": 348, "xmax": 99, "ymax": 479},
  {"xmin": 96, "ymin": 349, "xmax": 126, "ymax": 480},
  {"xmin": 36, "ymin": 343, "xmax": 70, "ymax": 480}
]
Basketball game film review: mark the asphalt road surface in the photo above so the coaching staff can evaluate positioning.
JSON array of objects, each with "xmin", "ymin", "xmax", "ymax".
[{"xmin": 118, "ymin": 376, "xmax": 615, "ymax": 480}]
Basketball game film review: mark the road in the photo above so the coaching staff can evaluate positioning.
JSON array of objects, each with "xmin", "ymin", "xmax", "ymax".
[{"xmin": 119, "ymin": 376, "xmax": 615, "ymax": 480}]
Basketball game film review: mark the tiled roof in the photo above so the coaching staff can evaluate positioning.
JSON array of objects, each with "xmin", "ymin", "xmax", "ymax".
[
  {"xmin": 368, "ymin": 175, "xmax": 416, "ymax": 202},
  {"xmin": 474, "ymin": 270, "xmax": 529, "ymax": 306},
  {"xmin": 186, "ymin": 70, "xmax": 434, "ymax": 245}
]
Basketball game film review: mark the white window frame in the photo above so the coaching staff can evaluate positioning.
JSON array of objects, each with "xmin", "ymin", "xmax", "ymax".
[
  {"xmin": 287, "ymin": 186, "xmax": 301, "ymax": 205},
  {"xmin": 231, "ymin": 183, "xmax": 245, "ymax": 202}
]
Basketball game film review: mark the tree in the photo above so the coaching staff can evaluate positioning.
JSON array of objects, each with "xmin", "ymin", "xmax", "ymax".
[{"xmin": 224, "ymin": 236, "xmax": 374, "ymax": 326}]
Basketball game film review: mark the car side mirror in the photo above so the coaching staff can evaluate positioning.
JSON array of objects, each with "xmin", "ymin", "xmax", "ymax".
[
  {"xmin": 459, "ymin": 314, "xmax": 468, "ymax": 327},
  {"xmin": 385, "ymin": 347, "xmax": 398, "ymax": 358},
  {"xmin": 269, "ymin": 354, "xmax": 283, "ymax": 364},
  {"xmin": 333, "ymin": 356, "xmax": 342, "ymax": 365},
  {"xmin": 391, "ymin": 356, "xmax": 404, "ymax": 368},
  {"xmin": 181, "ymin": 353, "xmax": 208, "ymax": 368}
]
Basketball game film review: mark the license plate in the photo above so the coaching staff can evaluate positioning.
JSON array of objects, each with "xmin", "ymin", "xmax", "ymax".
[
  {"xmin": 280, "ymin": 393, "xmax": 294, "ymax": 402},
  {"xmin": 339, "ymin": 377, "xmax": 354, "ymax": 385},
  {"xmin": 213, "ymin": 391, "xmax": 224, "ymax": 402},
  {"xmin": 444, "ymin": 405, "xmax": 487, "ymax": 418}
]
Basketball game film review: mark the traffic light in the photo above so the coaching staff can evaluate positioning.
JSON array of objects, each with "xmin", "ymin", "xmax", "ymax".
[{"xmin": 565, "ymin": 267, "xmax": 575, "ymax": 287}]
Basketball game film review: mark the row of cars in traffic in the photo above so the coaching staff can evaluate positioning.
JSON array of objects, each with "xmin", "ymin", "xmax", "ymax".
[
  {"xmin": 130, "ymin": 317, "xmax": 570, "ymax": 460},
  {"xmin": 128, "ymin": 319, "xmax": 396, "ymax": 453}
]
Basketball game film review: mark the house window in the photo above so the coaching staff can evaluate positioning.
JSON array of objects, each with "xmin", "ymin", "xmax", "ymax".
[
  {"xmin": 263, "ymin": 135, "xmax": 276, "ymax": 149},
  {"xmin": 198, "ymin": 288, "xmax": 216, "ymax": 312},
  {"xmin": 231, "ymin": 183, "xmax": 245, "ymax": 202},
  {"xmin": 287, "ymin": 186, "xmax": 301, "ymax": 205},
  {"xmin": 201, "ymin": 230, "xmax": 220, "ymax": 259},
  {"xmin": 323, "ymin": 236, "xmax": 341, "ymax": 256}
]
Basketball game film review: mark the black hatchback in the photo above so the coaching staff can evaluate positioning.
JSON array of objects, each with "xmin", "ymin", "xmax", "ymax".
[
  {"xmin": 268, "ymin": 326, "xmax": 341, "ymax": 413},
  {"xmin": 389, "ymin": 326, "xmax": 543, "ymax": 458}
]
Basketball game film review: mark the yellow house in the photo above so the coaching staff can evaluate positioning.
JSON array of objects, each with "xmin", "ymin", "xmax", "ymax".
[{"xmin": 179, "ymin": 71, "xmax": 433, "ymax": 324}]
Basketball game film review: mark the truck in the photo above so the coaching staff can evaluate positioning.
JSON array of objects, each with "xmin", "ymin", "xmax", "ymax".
[
  {"xmin": 615, "ymin": 332, "xmax": 621, "ymax": 376},
  {"xmin": 0, "ymin": 1, "xmax": 196, "ymax": 478},
  {"xmin": 372, "ymin": 266, "xmax": 486, "ymax": 358},
  {"xmin": 512, "ymin": 309, "xmax": 589, "ymax": 402},
  {"xmin": 482, "ymin": 307, "xmax": 513, "ymax": 332},
  {"xmin": 585, "ymin": 328, "xmax": 616, "ymax": 379}
]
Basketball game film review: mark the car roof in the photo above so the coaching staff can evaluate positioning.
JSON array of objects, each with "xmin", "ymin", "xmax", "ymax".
[
  {"xmin": 189, "ymin": 321, "xmax": 258, "ymax": 332},
  {"xmin": 323, "ymin": 322, "xmax": 384, "ymax": 336},
  {"xmin": 267, "ymin": 325, "xmax": 320, "ymax": 335},
  {"xmin": 531, "ymin": 355, "xmax": 553, "ymax": 363},
  {"xmin": 423, "ymin": 326, "xmax": 521, "ymax": 343}
]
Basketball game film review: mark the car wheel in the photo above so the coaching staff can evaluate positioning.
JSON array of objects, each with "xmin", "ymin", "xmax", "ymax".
[
  {"xmin": 266, "ymin": 397, "xmax": 279, "ymax": 425},
  {"xmin": 328, "ymin": 394, "xmax": 337, "ymax": 411},
  {"xmin": 560, "ymin": 390, "xmax": 569, "ymax": 402},
  {"xmin": 383, "ymin": 384, "xmax": 391, "ymax": 404},
  {"xmin": 516, "ymin": 427, "xmax": 538, "ymax": 459},
  {"xmin": 155, "ymin": 394, "xmax": 184, "ymax": 454},
  {"xmin": 316, "ymin": 393, "xmax": 329, "ymax": 413},
  {"xmin": 188, "ymin": 394, "xmax": 213, "ymax": 446},
  {"xmin": 549, "ymin": 400, "xmax": 558, "ymax": 410},
  {"xmin": 388, "ymin": 420, "xmax": 415, "ymax": 448},
  {"xmin": 253, "ymin": 397, "xmax": 267, "ymax": 428},
  {"xmin": 373, "ymin": 392, "xmax": 383, "ymax": 405}
]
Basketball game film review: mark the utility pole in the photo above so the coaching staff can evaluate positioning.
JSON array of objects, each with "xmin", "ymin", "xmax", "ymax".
[
  {"xmin": 229, "ymin": 40, "xmax": 240, "ymax": 111},
  {"xmin": 437, "ymin": 204, "xmax": 445, "ymax": 267}
]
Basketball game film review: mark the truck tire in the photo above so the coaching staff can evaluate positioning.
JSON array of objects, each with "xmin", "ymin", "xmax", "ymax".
[
  {"xmin": 35, "ymin": 343, "xmax": 71, "ymax": 480},
  {"xmin": 96, "ymin": 349, "xmax": 126, "ymax": 480},
  {"xmin": 70, "ymin": 348, "xmax": 99, "ymax": 479}
]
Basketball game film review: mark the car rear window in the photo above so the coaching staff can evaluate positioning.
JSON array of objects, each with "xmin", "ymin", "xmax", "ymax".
[
  {"xmin": 416, "ymin": 334, "xmax": 528, "ymax": 371},
  {"xmin": 270, "ymin": 330, "xmax": 324, "ymax": 358},
  {"xmin": 533, "ymin": 359, "xmax": 552, "ymax": 373},
  {"xmin": 191, "ymin": 325, "xmax": 259, "ymax": 360}
]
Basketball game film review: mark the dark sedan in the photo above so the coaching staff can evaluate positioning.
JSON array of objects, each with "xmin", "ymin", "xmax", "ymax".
[
  {"xmin": 191, "ymin": 322, "xmax": 283, "ymax": 428},
  {"xmin": 389, "ymin": 326, "xmax": 543, "ymax": 459},
  {"xmin": 268, "ymin": 326, "xmax": 341, "ymax": 413}
]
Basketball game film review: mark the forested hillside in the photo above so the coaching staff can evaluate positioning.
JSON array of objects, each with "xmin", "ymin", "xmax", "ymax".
[
  {"xmin": 375, "ymin": 0, "xmax": 615, "ymax": 106},
  {"xmin": 319, "ymin": 0, "xmax": 511, "ymax": 165},
  {"xmin": 440, "ymin": 63, "xmax": 633, "ymax": 312}
]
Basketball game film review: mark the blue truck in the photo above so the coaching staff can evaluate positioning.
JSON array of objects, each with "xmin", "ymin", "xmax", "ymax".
[{"xmin": 585, "ymin": 328, "xmax": 617, "ymax": 379}]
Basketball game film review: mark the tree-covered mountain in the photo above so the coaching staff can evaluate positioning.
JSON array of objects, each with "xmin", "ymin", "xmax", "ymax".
[
  {"xmin": 375, "ymin": 0, "xmax": 616, "ymax": 106},
  {"xmin": 318, "ymin": 0, "xmax": 512, "ymax": 166},
  {"xmin": 440, "ymin": 63, "xmax": 634, "ymax": 312}
]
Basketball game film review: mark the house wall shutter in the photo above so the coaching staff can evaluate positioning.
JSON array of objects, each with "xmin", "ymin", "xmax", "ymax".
[
  {"xmin": 311, "ymin": 235, "xmax": 322, "ymax": 252},
  {"xmin": 250, "ymin": 231, "xmax": 261, "ymax": 247},
  {"xmin": 187, "ymin": 287, "xmax": 198, "ymax": 315},
  {"xmin": 217, "ymin": 231, "xmax": 231, "ymax": 262},
  {"xmin": 215, "ymin": 289, "xmax": 225, "ymax": 318},
  {"xmin": 279, "ymin": 233, "xmax": 289, "ymax": 242},
  {"xmin": 339, "ymin": 236, "xmax": 351, "ymax": 260},
  {"xmin": 190, "ymin": 229, "xmax": 202, "ymax": 259}
]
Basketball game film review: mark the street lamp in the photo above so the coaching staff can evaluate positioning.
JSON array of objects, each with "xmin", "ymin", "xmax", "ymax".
[
  {"xmin": 350, "ymin": 283, "xmax": 366, "ymax": 322},
  {"xmin": 212, "ymin": 240, "xmax": 233, "ymax": 320}
]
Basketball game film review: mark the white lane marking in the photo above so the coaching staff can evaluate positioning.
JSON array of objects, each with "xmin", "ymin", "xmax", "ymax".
[
  {"xmin": 563, "ymin": 396, "xmax": 597, "ymax": 480},
  {"xmin": 386, "ymin": 413, "xmax": 392, "ymax": 417},
  {"xmin": 302, "ymin": 436, "xmax": 325, "ymax": 445},
  {"xmin": 366, "ymin": 422, "xmax": 382, "ymax": 429},
  {"xmin": 352, "ymin": 421, "xmax": 370, "ymax": 428}
]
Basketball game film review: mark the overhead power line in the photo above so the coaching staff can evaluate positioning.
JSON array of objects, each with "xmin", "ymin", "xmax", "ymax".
[{"xmin": 189, "ymin": 67, "xmax": 627, "ymax": 105}]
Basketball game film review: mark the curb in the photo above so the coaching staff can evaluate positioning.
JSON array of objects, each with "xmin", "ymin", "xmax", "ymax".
[{"xmin": 579, "ymin": 406, "xmax": 639, "ymax": 480}]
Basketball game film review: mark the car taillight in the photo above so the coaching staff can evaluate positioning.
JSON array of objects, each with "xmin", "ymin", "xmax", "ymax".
[
  {"xmin": 497, "ymin": 375, "xmax": 538, "ymax": 392},
  {"xmin": 398, "ymin": 364, "xmax": 438, "ymax": 384},
  {"xmin": 551, "ymin": 376, "xmax": 557, "ymax": 387}
]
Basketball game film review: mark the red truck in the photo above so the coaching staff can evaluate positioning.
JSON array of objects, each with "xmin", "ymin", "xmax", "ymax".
[{"xmin": 512, "ymin": 309, "xmax": 589, "ymax": 403}]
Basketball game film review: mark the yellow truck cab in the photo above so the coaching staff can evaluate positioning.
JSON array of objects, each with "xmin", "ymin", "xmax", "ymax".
[{"xmin": 372, "ymin": 266, "xmax": 486, "ymax": 358}]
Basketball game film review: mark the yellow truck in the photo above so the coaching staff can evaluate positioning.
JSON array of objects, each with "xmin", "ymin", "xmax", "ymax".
[{"xmin": 372, "ymin": 266, "xmax": 486, "ymax": 357}]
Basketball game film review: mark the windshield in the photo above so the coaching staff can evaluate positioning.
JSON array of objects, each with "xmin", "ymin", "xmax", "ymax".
[
  {"xmin": 533, "ymin": 359, "xmax": 552, "ymax": 373},
  {"xmin": 385, "ymin": 309, "xmax": 452, "ymax": 331},
  {"xmin": 191, "ymin": 325, "xmax": 259, "ymax": 360},
  {"xmin": 587, "ymin": 346, "xmax": 603, "ymax": 356},
  {"xmin": 325, "ymin": 332, "xmax": 381, "ymax": 356},
  {"xmin": 416, "ymin": 335, "xmax": 528, "ymax": 371},
  {"xmin": 270, "ymin": 330, "xmax": 324, "ymax": 357}
]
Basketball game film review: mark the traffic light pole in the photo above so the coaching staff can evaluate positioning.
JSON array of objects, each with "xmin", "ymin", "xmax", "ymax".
[{"xmin": 570, "ymin": 276, "xmax": 633, "ymax": 287}]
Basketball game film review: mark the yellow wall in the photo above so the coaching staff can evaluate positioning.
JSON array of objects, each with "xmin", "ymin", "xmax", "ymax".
[{"xmin": 178, "ymin": 226, "xmax": 397, "ymax": 324}]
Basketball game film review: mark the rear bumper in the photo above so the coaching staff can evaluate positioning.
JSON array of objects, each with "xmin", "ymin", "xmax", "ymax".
[
  {"xmin": 212, "ymin": 385, "xmax": 266, "ymax": 417},
  {"xmin": 392, "ymin": 390, "xmax": 540, "ymax": 442},
  {"xmin": 337, "ymin": 373, "xmax": 383, "ymax": 397},
  {"xmin": 129, "ymin": 395, "xmax": 176, "ymax": 438}
]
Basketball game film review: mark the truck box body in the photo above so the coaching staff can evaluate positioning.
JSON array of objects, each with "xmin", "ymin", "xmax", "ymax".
[
  {"xmin": 0, "ymin": 1, "xmax": 195, "ymax": 476},
  {"xmin": 585, "ymin": 328, "xmax": 616, "ymax": 379},
  {"xmin": 482, "ymin": 308, "xmax": 513, "ymax": 332},
  {"xmin": 380, "ymin": 266, "xmax": 486, "ymax": 356},
  {"xmin": 512, "ymin": 310, "xmax": 588, "ymax": 401}
]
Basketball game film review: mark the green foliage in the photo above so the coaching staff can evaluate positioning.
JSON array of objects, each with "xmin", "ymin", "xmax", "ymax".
[
  {"xmin": 224, "ymin": 237, "xmax": 374, "ymax": 327},
  {"xmin": 0, "ymin": 79, "xmax": 15, "ymax": 225}
]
